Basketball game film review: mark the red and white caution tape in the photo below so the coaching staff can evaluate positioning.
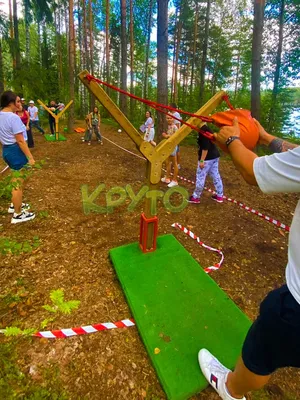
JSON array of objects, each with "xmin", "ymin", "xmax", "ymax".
[
  {"xmin": 33, "ymin": 319, "xmax": 135, "ymax": 339},
  {"xmin": 98, "ymin": 135, "xmax": 290, "ymax": 232},
  {"xmin": 172, "ymin": 222, "xmax": 224, "ymax": 274},
  {"xmin": 172, "ymin": 172, "xmax": 290, "ymax": 232}
]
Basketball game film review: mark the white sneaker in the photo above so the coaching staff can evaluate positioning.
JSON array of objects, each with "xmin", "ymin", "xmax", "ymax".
[
  {"xmin": 8, "ymin": 203, "xmax": 30, "ymax": 214},
  {"xmin": 161, "ymin": 177, "xmax": 170, "ymax": 184},
  {"xmin": 11, "ymin": 210, "xmax": 35, "ymax": 224},
  {"xmin": 198, "ymin": 349, "xmax": 245, "ymax": 400},
  {"xmin": 167, "ymin": 180, "xmax": 178, "ymax": 188}
]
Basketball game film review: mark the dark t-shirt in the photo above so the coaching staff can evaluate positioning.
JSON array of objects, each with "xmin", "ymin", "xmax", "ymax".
[{"xmin": 197, "ymin": 125, "xmax": 220, "ymax": 161}]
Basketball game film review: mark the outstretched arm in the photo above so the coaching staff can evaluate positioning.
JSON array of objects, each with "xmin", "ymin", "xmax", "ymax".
[{"xmin": 214, "ymin": 118, "xmax": 299, "ymax": 186}]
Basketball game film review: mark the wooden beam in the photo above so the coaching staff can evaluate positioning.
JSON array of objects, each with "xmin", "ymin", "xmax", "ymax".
[{"xmin": 78, "ymin": 70, "xmax": 143, "ymax": 148}]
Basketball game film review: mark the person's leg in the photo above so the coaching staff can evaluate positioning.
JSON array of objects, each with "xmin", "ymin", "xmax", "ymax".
[
  {"xmin": 27, "ymin": 127, "xmax": 34, "ymax": 148},
  {"xmin": 87, "ymin": 128, "xmax": 92, "ymax": 144},
  {"xmin": 49, "ymin": 119, "xmax": 55, "ymax": 135},
  {"xmin": 94, "ymin": 126, "xmax": 101, "ymax": 141},
  {"xmin": 11, "ymin": 177, "xmax": 24, "ymax": 214},
  {"xmin": 208, "ymin": 158, "xmax": 223, "ymax": 195},
  {"xmin": 35, "ymin": 120, "xmax": 45, "ymax": 134},
  {"xmin": 192, "ymin": 162, "xmax": 209, "ymax": 198},
  {"xmin": 166, "ymin": 158, "xmax": 171, "ymax": 180},
  {"xmin": 170, "ymin": 155, "xmax": 178, "ymax": 182},
  {"xmin": 226, "ymin": 358, "xmax": 271, "ymax": 398},
  {"xmin": 177, "ymin": 150, "xmax": 181, "ymax": 168}
]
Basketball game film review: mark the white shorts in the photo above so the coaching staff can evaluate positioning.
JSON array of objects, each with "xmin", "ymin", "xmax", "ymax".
[{"xmin": 144, "ymin": 128, "xmax": 155, "ymax": 142}]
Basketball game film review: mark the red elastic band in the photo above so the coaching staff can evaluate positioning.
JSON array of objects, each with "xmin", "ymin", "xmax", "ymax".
[{"xmin": 85, "ymin": 74, "xmax": 222, "ymax": 140}]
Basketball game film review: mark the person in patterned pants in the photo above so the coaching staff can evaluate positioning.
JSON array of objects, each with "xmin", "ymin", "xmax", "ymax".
[{"xmin": 188, "ymin": 125, "xmax": 224, "ymax": 204}]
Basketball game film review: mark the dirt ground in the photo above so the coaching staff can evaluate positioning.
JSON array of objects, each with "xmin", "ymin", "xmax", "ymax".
[{"xmin": 0, "ymin": 120, "xmax": 299, "ymax": 400}]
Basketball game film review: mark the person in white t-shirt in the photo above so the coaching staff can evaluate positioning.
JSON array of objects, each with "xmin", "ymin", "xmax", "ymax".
[
  {"xmin": 198, "ymin": 117, "xmax": 300, "ymax": 400},
  {"xmin": 170, "ymin": 103, "xmax": 182, "ymax": 169},
  {"xmin": 0, "ymin": 91, "xmax": 35, "ymax": 224},
  {"xmin": 28, "ymin": 100, "xmax": 45, "ymax": 134}
]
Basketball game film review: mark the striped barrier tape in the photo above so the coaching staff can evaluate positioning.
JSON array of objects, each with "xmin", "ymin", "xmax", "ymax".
[
  {"xmin": 32, "ymin": 319, "xmax": 135, "ymax": 339},
  {"xmin": 88, "ymin": 134, "xmax": 290, "ymax": 231},
  {"xmin": 167, "ymin": 170, "xmax": 290, "ymax": 233},
  {"xmin": 172, "ymin": 223, "xmax": 224, "ymax": 274}
]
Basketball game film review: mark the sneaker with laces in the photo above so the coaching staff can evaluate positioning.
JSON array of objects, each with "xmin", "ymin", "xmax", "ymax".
[
  {"xmin": 8, "ymin": 203, "xmax": 30, "ymax": 214},
  {"xmin": 11, "ymin": 210, "xmax": 35, "ymax": 224},
  {"xmin": 168, "ymin": 180, "xmax": 178, "ymax": 188},
  {"xmin": 188, "ymin": 196, "xmax": 200, "ymax": 204},
  {"xmin": 198, "ymin": 349, "xmax": 245, "ymax": 400},
  {"xmin": 211, "ymin": 194, "xmax": 224, "ymax": 203},
  {"xmin": 161, "ymin": 177, "xmax": 171, "ymax": 184}
]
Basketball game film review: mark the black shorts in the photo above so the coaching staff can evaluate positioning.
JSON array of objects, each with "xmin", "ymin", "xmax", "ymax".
[{"xmin": 242, "ymin": 284, "xmax": 300, "ymax": 375}]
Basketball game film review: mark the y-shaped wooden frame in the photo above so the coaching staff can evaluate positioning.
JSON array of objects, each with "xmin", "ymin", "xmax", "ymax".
[
  {"xmin": 78, "ymin": 70, "xmax": 225, "ymax": 251},
  {"xmin": 38, "ymin": 99, "xmax": 73, "ymax": 141}
]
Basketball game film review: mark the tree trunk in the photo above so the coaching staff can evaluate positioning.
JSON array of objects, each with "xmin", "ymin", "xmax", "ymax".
[
  {"xmin": 83, "ymin": 0, "xmax": 88, "ymax": 69},
  {"xmin": 89, "ymin": 0, "xmax": 95, "ymax": 110},
  {"xmin": 144, "ymin": 0, "xmax": 154, "ymax": 111},
  {"xmin": 105, "ymin": 0, "xmax": 110, "ymax": 90},
  {"xmin": 68, "ymin": 0, "xmax": 75, "ymax": 132},
  {"xmin": 120, "ymin": 0, "xmax": 127, "ymax": 115},
  {"xmin": 234, "ymin": 48, "xmax": 241, "ymax": 100},
  {"xmin": 9, "ymin": 0, "xmax": 15, "ymax": 69},
  {"xmin": 199, "ymin": 0, "xmax": 211, "ymax": 105},
  {"xmin": 170, "ymin": 5, "xmax": 179, "ymax": 103},
  {"xmin": 157, "ymin": 0, "xmax": 169, "ymax": 139},
  {"xmin": 251, "ymin": 0, "xmax": 265, "ymax": 120},
  {"xmin": 129, "ymin": 0, "xmax": 134, "ymax": 118},
  {"xmin": 268, "ymin": 0, "xmax": 285, "ymax": 131},
  {"xmin": 56, "ymin": 7, "xmax": 63, "ymax": 98},
  {"xmin": 24, "ymin": 0, "xmax": 30, "ymax": 63},
  {"xmin": 0, "ymin": 39, "xmax": 4, "ymax": 95},
  {"xmin": 190, "ymin": 2, "xmax": 198, "ymax": 96},
  {"xmin": 173, "ymin": 1, "xmax": 184, "ymax": 104}
]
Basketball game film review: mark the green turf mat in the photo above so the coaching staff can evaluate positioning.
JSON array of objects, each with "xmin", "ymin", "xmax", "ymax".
[
  {"xmin": 110, "ymin": 234, "xmax": 251, "ymax": 400},
  {"xmin": 44, "ymin": 134, "xmax": 67, "ymax": 141}
]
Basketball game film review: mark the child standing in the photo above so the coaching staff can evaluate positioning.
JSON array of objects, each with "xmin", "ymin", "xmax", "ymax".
[
  {"xmin": 86, "ymin": 107, "xmax": 103, "ymax": 145},
  {"xmin": 170, "ymin": 102, "xmax": 182, "ymax": 169},
  {"xmin": 161, "ymin": 115, "xmax": 179, "ymax": 188},
  {"xmin": 189, "ymin": 125, "xmax": 223, "ymax": 204}
]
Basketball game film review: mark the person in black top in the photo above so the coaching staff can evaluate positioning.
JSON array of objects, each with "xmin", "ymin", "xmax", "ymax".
[
  {"xmin": 47, "ymin": 100, "xmax": 58, "ymax": 136},
  {"xmin": 188, "ymin": 125, "xmax": 224, "ymax": 204}
]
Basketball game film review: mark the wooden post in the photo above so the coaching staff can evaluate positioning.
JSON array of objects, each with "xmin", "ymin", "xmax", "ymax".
[{"xmin": 78, "ymin": 70, "xmax": 226, "ymax": 251}]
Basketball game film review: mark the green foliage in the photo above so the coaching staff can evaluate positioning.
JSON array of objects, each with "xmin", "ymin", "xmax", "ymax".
[
  {"xmin": 40, "ymin": 317, "xmax": 55, "ymax": 329},
  {"xmin": 0, "ymin": 236, "xmax": 40, "ymax": 256},
  {"xmin": 42, "ymin": 289, "xmax": 80, "ymax": 315},
  {"xmin": 0, "ymin": 161, "xmax": 45, "ymax": 201},
  {"xmin": 39, "ymin": 210, "xmax": 49, "ymax": 218},
  {"xmin": 0, "ymin": 341, "xmax": 68, "ymax": 399},
  {"xmin": 2, "ymin": 326, "xmax": 35, "ymax": 337}
]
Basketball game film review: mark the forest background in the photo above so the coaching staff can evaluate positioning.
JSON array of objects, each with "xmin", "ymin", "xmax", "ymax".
[{"xmin": 0, "ymin": 0, "xmax": 299, "ymax": 139}]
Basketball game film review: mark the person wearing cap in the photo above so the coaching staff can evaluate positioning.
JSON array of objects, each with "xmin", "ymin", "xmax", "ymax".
[
  {"xmin": 20, "ymin": 98, "xmax": 28, "ymax": 111},
  {"xmin": 28, "ymin": 100, "xmax": 45, "ymax": 135}
]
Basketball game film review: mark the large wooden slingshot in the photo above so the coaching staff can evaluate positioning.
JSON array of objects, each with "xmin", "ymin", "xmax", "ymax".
[
  {"xmin": 78, "ymin": 70, "xmax": 225, "ymax": 252},
  {"xmin": 38, "ymin": 99, "xmax": 73, "ymax": 141}
]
